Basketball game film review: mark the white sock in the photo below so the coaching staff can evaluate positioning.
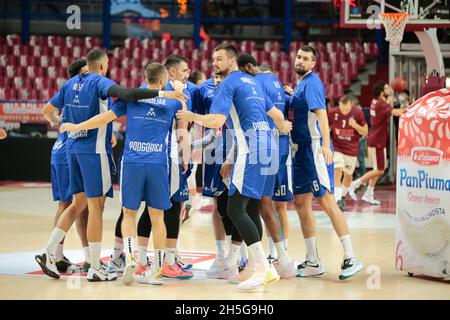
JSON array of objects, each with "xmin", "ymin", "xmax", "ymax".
[
  {"xmin": 137, "ymin": 246, "xmax": 147, "ymax": 266},
  {"xmin": 284, "ymin": 238, "xmax": 289, "ymax": 249},
  {"xmin": 89, "ymin": 242, "xmax": 102, "ymax": 270},
  {"xmin": 165, "ymin": 248, "xmax": 176, "ymax": 265},
  {"xmin": 240, "ymin": 242, "xmax": 248, "ymax": 261},
  {"xmin": 45, "ymin": 228, "xmax": 66, "ymax": 257},
  {"xmin": 216, "ymin": 240, "xmax": 225, "ymax": 259},
  {"xmin": 353, "ymin": 178, "xmax": 362, "ymax": 188},
  {"xmin": 267, "ymin": 236, "xmax": 277, "ymax": 259},
  {"xmin": 334, "ymin": 187, "xmax": 342, "ymax": 202},
  {"xmin": 342, "ymin": 186, "xmax": 349, "ymax": 198},
  {"xmin": 366, "ymin": 186, "xmax": 375, "ymax": 196},
  {"xmin": 55, "ymin": 243, "xmax": 64, "ymax": 261},
  {"xmin": 248, "ymin": 242, "xmax": 270, "ymax": 271},
  {"xmin": 225, "ymin": 235, "xmax": 232, "ymax": 251},
  {"xmin": 83, "ymin": 246, "xmax": 90, "ymax": 263},
  {"xmin": 305, "ymin": 237, "xmax": 319, "ymax": 262},
  {"xmin": 113, "ymin": 240, "xmax": 124, "ymax": 259},
  {"xmin": 123, "ymin": 237, "xmax": 136, "ymax": 261},
  {"xmin": 340, "ymin": 234, "xmax": 354, "ymax": 259},
  {"xmin": 226, "ymin": 243, "xmax": 241, "ymax": 268},
  {"xmin": 274, "ymin": 241, "xmax": 290, "ymax": 265},
  {"xmin": 155, "ymin": 249, "xmax": 164, "ymax": 269}
]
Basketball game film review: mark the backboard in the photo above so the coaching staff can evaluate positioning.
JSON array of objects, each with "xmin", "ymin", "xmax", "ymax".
[{"xmin": 340, "ymin": 0, "xmax": 450, "ymax": 30}]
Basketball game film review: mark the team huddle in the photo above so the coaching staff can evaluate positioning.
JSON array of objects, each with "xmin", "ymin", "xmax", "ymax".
[{"xmin": 35, "ymin": 42, "xmax": 364, "ymax": 290}]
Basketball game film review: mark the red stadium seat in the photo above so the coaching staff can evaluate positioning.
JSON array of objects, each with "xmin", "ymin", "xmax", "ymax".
[
  {"xmin": 0, "ymin": 87, "xmax": 15, "ymax": 100},
  {"xmin": 6, "ymin": 34, "xmax": 20, "ymax": 47},
  {"xmin": 30, "ymin": 35, "xmax": 46, "ymax": 47},
  {"xmin": 124, "ymin": 38, "xmax": 140, "ymax": 50}
]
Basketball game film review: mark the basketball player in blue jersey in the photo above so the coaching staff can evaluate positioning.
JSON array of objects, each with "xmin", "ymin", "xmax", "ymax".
[
  {"xmin": 290, "ymin": 45, "xmax": 363, "ymax": 280},
  {"xmin": 177, "ymin": 43, "xmax": 292, "ymax": 290},
  {"xmin": 60, "ymin": 62, "xmax": 188, "ymax": 285},
  {"xmin": 49, "ymin": 59, "xmax": 90, "ymax": 273},
  {"xmin": 237, "ymin": 53, "xmax": 296, "ymax": 280},
  {"xmin": 160, "ymin": 54, "xmax": 195, "ymax": 278},
  {"xmin": 190, "ymin": 74, "xmax": 239, "ymax": 279},
  {"xmin": 259, "ymin": 64, "xmax": 293, "ymax": 265},
  {"xmin": 36, "ymin": 48, "xmax": 188, "ymax": 282}
]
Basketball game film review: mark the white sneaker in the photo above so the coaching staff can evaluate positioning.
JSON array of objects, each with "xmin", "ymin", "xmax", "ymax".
[
  {"xmin": 209, "ymin": 263, "xmax": 239, "ymax": 280},
  {"xmin": 35, "ymin": 249, "xmax": 60, "ymax": 279},
  {"xmin": 274, "ymin": 260, "xmax": 297, "ymax": 279},
  {"xmin": 87, "ymin": 267, "xmax": 118, "ymax": 282},
  {"xmin": 297, "ymin": 260, "xmax": 325, "ymax": 277},
  {"xmin": 108, "ymin": 253, "xmax": 126, "ymax": 273},
  {"xmin": 228, "ymin": 264, "xmax": 254, "ymax": 284},
  {"xmin": 135, "ymin": 268, "xmax": 164, "ymax": 285},
  {"xmin": 339, "ymin": 257, "xmax": 364, "ymax": 280},
  {"xmin": 348, "ymin": 181, "xmax": 359, "ymax": 201},
  {"xmin": 206, "ymin": 257, "xmax": 226, "ymax": 278},
  {"xmin": 362, "ymin": 193, "xmax": 381, "ymax": 205},
  {"xmin": 122, "ymin": 259, "xmax": 137, "ymax": 285},
  {"xmin": 237, "ymin": 264, "xmax": 280, "ymax": 290}
]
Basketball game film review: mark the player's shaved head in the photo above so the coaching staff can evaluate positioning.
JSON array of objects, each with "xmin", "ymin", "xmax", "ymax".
[
  {"xmin": 164, "ymin": 55, "xmax": 189, "ymax": 70},
  {"xmin": 86, "ymin": 48, "xmax": 109, "ymax": 76},
  {"xmin": 86, "ymin": 48, "xmax": 107, "ymax": 65},
  {"xmin": 146, "ymin": 62, "xmax": 168, "ymax": 84},
  {"xmin": 214, "ymin": 43, "xmax": 238, "ymax": 59}
]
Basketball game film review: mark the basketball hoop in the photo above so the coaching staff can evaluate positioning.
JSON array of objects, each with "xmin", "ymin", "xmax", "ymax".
[{"xmin": 379, "ymin": 12, "xmax": 410, "ymax": 49}]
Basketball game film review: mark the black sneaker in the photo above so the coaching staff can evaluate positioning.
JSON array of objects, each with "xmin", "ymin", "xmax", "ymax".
[
  {"xmin": 267, "ymin": 255, "xmax": 277, "ymax": 264},
  {"xmin": 337, "ymin": 199, "xmax": 346, "ymax": 212},
  {"xmin": 56, "ymin": 256, "xmax": 80, "ymax": 273}
]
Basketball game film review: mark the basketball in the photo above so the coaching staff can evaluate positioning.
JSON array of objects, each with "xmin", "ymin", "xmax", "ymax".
[{"xmin": 391, "ymin": 76, "xmax": 406, "ymax": 93}]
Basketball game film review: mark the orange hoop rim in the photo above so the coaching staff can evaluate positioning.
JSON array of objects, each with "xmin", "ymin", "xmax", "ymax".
[{"xmin": 379, "ymin": 12, "xmax": 410, "ymax": 25}]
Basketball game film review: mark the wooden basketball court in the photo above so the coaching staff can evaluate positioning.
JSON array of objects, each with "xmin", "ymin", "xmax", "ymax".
[{"xmin": 0, "ymin": 184, "xmax": 448, "ymax": 300}]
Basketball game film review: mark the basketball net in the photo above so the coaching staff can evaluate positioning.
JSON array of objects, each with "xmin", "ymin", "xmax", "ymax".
[{"xmin": 379, "ymin": 13, "xmax": 410, "ymax": 49}]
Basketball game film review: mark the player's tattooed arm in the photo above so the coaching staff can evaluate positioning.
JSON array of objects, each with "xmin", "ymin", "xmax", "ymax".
[
  {"xmin": 176, "ymin": 111, "xmax": 227, "ymax": 129},
  {"xmin": 267, "ymin": 107, "xmax": 292, "ymax": 134},
  {"xmin": 59, "ymin": 110, "xmax": 118, "ymax": 133},
  {"xmin": 314, "ymin": 109, "xmax": 333, "ymax": 165},
  {"xmin": 42, "ymin": 102, "xmax": 61, "ymax": 127}
]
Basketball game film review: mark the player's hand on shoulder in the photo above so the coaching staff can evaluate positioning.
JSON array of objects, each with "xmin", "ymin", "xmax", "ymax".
[
  {"xmin": 284, "ymin": 85, "xmax": 294, "ymax": 95},
  {"xmin": 59, "ymin": 123, "xmax": 78, "ymax": 133},
  {"xmin": 170, "ymin": 80, "xmax": 185, "ymax": 92},
  {"xmin": 163, "ymin": 90, "xmax": 188, "ymax": 103},
  {"xmin": 176, "ymin": 109, "xmax": 194, "ymax": 122}
]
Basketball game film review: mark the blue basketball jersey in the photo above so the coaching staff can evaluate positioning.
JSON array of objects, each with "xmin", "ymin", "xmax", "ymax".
[{"xmin": 50, "ymin": 73, "xmax": 116, "ymax": 154}]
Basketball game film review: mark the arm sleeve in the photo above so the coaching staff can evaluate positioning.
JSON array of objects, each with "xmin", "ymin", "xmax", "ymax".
[
  {"xmin": 305, "ymin": 80, "xmax": 326, "ymax": 111},
  {"xmin": 210, "ymin": 80, "xmax": 234, "ymax": 116},
  {"xmin": 50, "ymin": 84, "xmax": 65, "ymax": 109},
  {"xmin": 265, "ymin": 95, "xmax": 274, "ymax": 112},
  {"xmin": 111, "ymin": 99, "xmax": 128, "ymax": 118},
  {"xmin": 383, "ymin": 102, "xmax": 394, "ymax": 117},
  {"xmin": 356, "ymin": 108, "xmax": 367, "ymax": 126},
  {"xmin": 107, "ymin": 85, "xmax": 160, "ymax": 101}
]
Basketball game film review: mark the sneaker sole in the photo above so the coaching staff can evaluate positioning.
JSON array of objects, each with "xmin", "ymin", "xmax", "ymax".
[
  {"xmin": 35, "ymin": 255, "xmax": 60, "ymax": 280},
  {"xmin": 296, "ymin": 271, "xmax": 325, "ymax": 278},
  {"xmin": 162, "ymin": 274, "xmax": 193, "ymax": 279},
  {"xmin": 339, "ymin": 265, "xmax": 364, "ymax": 280},
  {"xmin": 87, "ymin": 274, "xmax": 118, "ymax": 282},
  {"xmin": 122, "ymin": 264, "xmax": 137, "ymax": 285},
  {"xmin": 238, "ymin": 275, "xmax": 280, "ymax": 290}
]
